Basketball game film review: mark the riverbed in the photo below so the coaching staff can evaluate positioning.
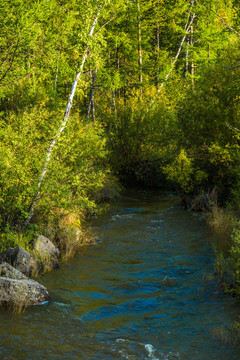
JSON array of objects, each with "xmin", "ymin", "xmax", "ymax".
[{"xmin": 1, "ymin": 189, "xmax": 240, "ymax": 359}]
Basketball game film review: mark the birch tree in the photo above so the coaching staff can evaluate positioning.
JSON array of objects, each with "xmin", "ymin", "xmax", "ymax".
[
  {"xmin": 24, "ymin": 8, "xmax": 102, "ymax": 228},
  {"xmin": 145, "ymin": 1, "xmax": 196, "ymax": 112}
]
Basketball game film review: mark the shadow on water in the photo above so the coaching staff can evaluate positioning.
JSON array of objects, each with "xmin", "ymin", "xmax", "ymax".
[{"xmin": 1, "ymin": 188, "xmax": 240, "ymax": 359}]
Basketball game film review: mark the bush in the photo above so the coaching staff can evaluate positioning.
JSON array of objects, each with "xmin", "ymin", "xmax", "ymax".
[{"xmin": 0, "ymin": 103, "xmax": 117, "ymax": 251}]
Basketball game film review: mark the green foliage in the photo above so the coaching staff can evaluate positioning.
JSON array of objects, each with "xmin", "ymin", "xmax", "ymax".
[
  {"xmin": 173, "ymin": 39, "xmax": 240, "ymax": 200},
  {"xmin": 0, "ymin": 0, "xmax": 240, "ymax": 289},
  {"xmin": 215, "ymin": 222, "xmax": 240, "ymax": 298},
  {"xmin": 0, "ymin": 103, "xmax": 113, "ymax": 236},
  {"xmin": 0, "ymin": 227, "xmax": 33, "ymax": 253},
  {"xmin": 163, "ymin": 149, "xmax": 207, "ymax": 193},
  {"xmin": 99, "ymin": 86, "xmax": 179, "ymax": 185},
  {"xmin": 38, "ymin": 117, "xmax": 112, "ymax": 218}
]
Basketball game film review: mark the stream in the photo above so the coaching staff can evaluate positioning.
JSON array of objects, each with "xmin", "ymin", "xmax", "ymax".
[{"xmin": 1, "ymin": 189, "xmax": 240, "ymax": 359}]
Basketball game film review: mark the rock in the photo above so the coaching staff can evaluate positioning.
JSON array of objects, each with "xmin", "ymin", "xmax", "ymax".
[
  {"xmin": 0, "ymin": 246, "xmax": 31, "ymax": 276},
  {"xmin": 34, "ymin": 235, "xmax": 60, "ymax": 258},
  {"xmin": 0, "ymin": 236, "xmax": 60, "ymax": 277},
  {"xmin": 33, "ymin": 235, "xmax": 60, "ymax": 271},
  {"xmin": 0, "ymin": 263, "xmax": 50, "ymax": 307},
  {"xmin": 0, "ymin": 277, "xmax": 50, "ymax": 307},
  {"xmin": 29, "ymin": 255, "xmax": 41, "ymax": 277},
  {"xmin": 0, "ymin": 262, "xmax": 28, "ymax": 280}
]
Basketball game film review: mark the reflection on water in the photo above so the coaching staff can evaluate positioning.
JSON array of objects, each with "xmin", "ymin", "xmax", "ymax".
[{"xmin": 1, "ymin": 189, "xmax": 240, "ymax": 359}]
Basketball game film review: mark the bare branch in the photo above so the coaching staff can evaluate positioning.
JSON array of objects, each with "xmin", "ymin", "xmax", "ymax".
[
  {"xmin": 225, "ymin": 122, "xmax": 240, "ymax": 132},
  {"xmin": 214, "ymin": 11, "xmax": 240, "ymax": 37},
  {"xmin": 209, "ymin": 1, "xmax": 240, "ymax": 37},
  {"xmin": 225, "ymin": 64, "xmax": 240, "ymax": 70},
  {"xmin": 93, "ymin": 16, "xmax": 116, "ymax": 37}
]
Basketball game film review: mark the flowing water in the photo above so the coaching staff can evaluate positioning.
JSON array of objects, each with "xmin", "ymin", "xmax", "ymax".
[{"xmin": 1, "ymin": 189, "xmax": 240, "ymax": 360}]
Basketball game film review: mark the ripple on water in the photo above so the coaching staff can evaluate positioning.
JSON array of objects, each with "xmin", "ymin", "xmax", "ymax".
[{"xmin": 115, "ymin": 339, "xmax": 181, "ymax": 360}]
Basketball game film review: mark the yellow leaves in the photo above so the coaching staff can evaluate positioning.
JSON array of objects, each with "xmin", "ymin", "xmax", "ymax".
[
  {"xmin": 233, "ymin": 96, "xmax": 240, "ymax": 103},
  {"xmin": 163, "ymin": 149, "xmax": 208, "ymax": 193},
  {"xmin": 208, "ymin": 143, "xmax": 232, "ymax": 166},
  {"xmin": 163, "ymin": 149, "xmax": 194, "ymax": 192}
]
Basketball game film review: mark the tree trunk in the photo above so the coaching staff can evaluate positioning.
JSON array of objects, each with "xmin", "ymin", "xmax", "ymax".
[
  {"xmin": 92, "ymin": 67, "xmax": 97, "ymax": 121},
  {"xmin": 184, "ymin": 36, "xmax": 189, "ymax": 78},
  {"xmin": 137, "ymin": 0, "xmax": 143, "ymax": 94},
  {"xmin": 116, "ymin": 45, "xmax": 121, "ymax": 99},
  {"xmin": 112, "ymin": 89, "xmax": 117, "ymax": 118},
  {"xmin": 87, "ymin": 67, "xmax": 97, "ymax": 121},
  {"xmin": 155, "ymin": 0, "xmax": 160, "ymax": 87},
  {"xmin": 190, "ymin": 24, "xmax": 194, "ymax": 88},
  {"xmin": 24, "ymin": 9, "xmax": 101, "ymax": 228},
  {"xmin": 145, "ymin": 1, "xmax": 196, "ymax": 113},
  {"xmin": 87, "ymin": 68, "xmax": 93, "ymax": 119}
]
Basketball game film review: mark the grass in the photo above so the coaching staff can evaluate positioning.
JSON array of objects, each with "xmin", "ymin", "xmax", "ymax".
[
  {"xmin": 211, "ymin": 322, "xmax": 240, "ymax": 345},
  {"xmin": 0, "ymin": 230, "xmax": 32, "ymax": 253},
  {"xmin": 205, "ymin": 203, "xmax": 234, "ymax": 254},
  {"xmin": 57, "ymin": 225, "xmax": 96, "ymax": 262}
]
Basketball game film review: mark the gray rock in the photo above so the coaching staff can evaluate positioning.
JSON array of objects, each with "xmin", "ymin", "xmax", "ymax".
[
  {"xmin": 0, "ymin": 262, "xmax": 28, "ymax": 280},
  {"xmin": 0, "ymin": 277, "xmax": 50, "ymax": 307},
  {"xmin": 33, "ymin": 235, "xmax": 60, "ymax": 271},
  {"xmin": 34, "ymin": 235, "xmax": 60, "ymax": 258},
  {"xmin": 0, "ymin": 246, "xmax": 30, "ymax": 276},
  {"xmin": 0, "ymin": 263, "xmax": 50, "ymax": 307}
]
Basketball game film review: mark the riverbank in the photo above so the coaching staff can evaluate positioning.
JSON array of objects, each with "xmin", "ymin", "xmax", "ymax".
[
  {"xmin": 1, "ymin": 189, "xmax": 240, "ymax": 360},
  {"xmin": 184, "ymin": 189, "xmax": 240, "ymax": 299},
  {"xmin": 0, "ymin": 181, "xmax": 120, "ymax": 310},
  {"xmin": 1, "ymin": 185, "xmax": 240, "ymax": 311},
  {"xmin": 0, "ymin": 228, "xmax": 93, "ymax": 310}
]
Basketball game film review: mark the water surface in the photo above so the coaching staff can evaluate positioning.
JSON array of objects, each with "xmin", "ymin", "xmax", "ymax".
[{"xmin": 1, "ymin": 189, "xmax": 240, "ymax": 359}]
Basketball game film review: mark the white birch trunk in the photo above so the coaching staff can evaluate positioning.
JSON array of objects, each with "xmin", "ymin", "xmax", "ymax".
[
  {"xmin": 24, "ymin": 10, "xmax": 101, "ymax": 228},
  {"xmin": 146, "ymin": 3, "xmax": 196, "ymax": 113}
]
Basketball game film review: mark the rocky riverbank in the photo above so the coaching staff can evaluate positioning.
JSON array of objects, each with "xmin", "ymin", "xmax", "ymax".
[{"xmin": 0, "ymin": 235, "xmax": 61, "ymax": 309}]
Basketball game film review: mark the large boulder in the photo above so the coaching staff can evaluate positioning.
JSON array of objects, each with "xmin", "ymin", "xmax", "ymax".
[
  {"xmin": 32, "ymin": 235, "xmax": 60, "ymax": 272},
  {"xmin": 0, "ymin": 263, "xmax": 50, "ymax": 307},
  {"xmin": 0, "ymin": 246, "xmax": 31, "ymax": 276}
]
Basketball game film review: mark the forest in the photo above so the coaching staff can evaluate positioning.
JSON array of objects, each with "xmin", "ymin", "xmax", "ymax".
[{"xmin": 0, "ymin": 0, "xmax": 240, "ymax": 295}]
